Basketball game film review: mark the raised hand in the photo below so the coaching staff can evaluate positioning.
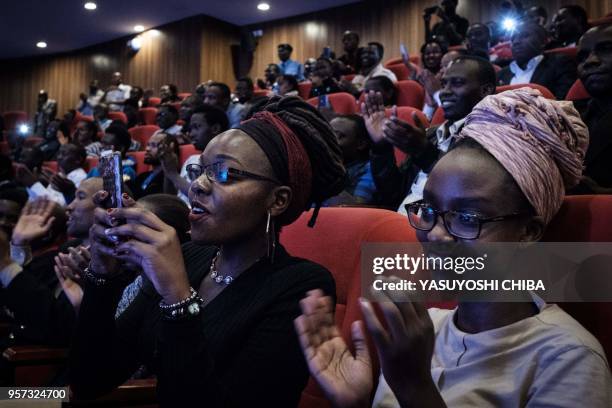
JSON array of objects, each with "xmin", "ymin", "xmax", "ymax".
[
  {"xmin": 88, "ymin": 191, "xmax": 124, "ymax": 277},
  {"xmin": 96, "ymin": 194, "xmax": 190, "ymax": 304},
  {"xmin": 54, "ymin": 246, "xmax": 89, "ymax": 311},
  {"xmin": 11, "ymin": 199, "xmax": 57, "ymax": 246},
  {"xmin": 160, "ymin": 148, "xmax": 180, "ymax": 175},
  {"xmin": 360, "ymin": 91, "xmax": 388, "ymax": 145},
  {"xmin": 382, "ymin": 106, "xmax": 428, "ymax": 154},
  {"xmin": 360, "ymin": 277, "xmax": 444, "ymax": 407},
  {"xmin": 294, "ymin": 290, "xmax": 372, "ymax": 408}
]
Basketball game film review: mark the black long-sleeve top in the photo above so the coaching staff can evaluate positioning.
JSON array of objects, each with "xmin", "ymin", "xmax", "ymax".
[{"xmin": 69, "ymin": 242, "xmax": 336, "ymax": 407}]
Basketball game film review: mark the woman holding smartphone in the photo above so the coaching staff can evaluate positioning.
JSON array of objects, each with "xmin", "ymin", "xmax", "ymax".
[{"xmin": 69, "ymin": 96, "xmax": 347, "ymax": 407}]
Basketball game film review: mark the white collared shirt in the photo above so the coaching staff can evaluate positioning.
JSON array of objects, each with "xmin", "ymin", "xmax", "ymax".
[
  {"xmin": 28, "ymin": 167, "xmax": 87, "ymax": 206},
  {"xmin": 509, "ymin": 55, "xmax": 544, "ymax": 85},
  {"xmin": 397, "ymin": 118, "xmax": 465, "ymax": 213}
]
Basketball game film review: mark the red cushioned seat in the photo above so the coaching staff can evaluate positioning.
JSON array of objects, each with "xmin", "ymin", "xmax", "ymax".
[
  {"xmin": 108, "ymin": 111, "xmax": 128, "ymax": 124},
  {"xmin": 544, "ymin": 46, "xmax": 578, "ymax": 59},
  {"xmin": 384, "ymin": 55, "xmax": 421, "ymax": 68},
  {"xmin": 3, "ymin": 111, "xmax": 28, "ymax": 131},
  {"xmin": 179, "ymin": 144, "xmax": 201, "ymax": 166},
  {"xmin": 147, "ymin": 97, "xmax": 161, "ymax": 107},
  {"xmin": 431, "ymin": 106, "xmax": 446, "ymax": 126},
  {"xmin": 85, "ymin": 156, "xmax": 99, "ymax": 172},
  {"xmin": 386, "ymin": 63, "xmax": 411, "ymax": 81},
  {"xmin": 298, "ymin": 82, "xmax": 313, "ymax": 99},
  {"xmin": 129, "ymin": 125, "xmax": 160, "ymax": 149},
  {"xmin": 129, "ymin": 151, "xmax": 151, "ymax": 175},
  {"xmin": 281, "ymin": 207, "xmax": 417, "ymax": 408},
  {"xmin": 42, "ymin": 161, "xmax": 58, "ymax": 173},
  {"xmin": 177, "ymin": 93, "xmax": 192, "ymax": 100},
  {"xmin": 566, "ymin": 79, "xmax": 590, "ymax": 101},
  {"xmin": 396, "ymin": 80, "xmax": 425, "ymax": 108},
  {"xmin": 253, "ymin": 89, "xmax": 270, "ymax": 98},
  {"xmin": 340, "ymin": 74, "xmax": 355, "ymax": 82},
  {"xmin": 306, "ymin": 92, "xmax": 357, "ymax": 114},
  {"xmin": 496, "ymin": 83, "xmax": 555, "ymax": 99},
  {"xmin": 138, "ymin": 108, "xmax": 158, "ymax": 126}
]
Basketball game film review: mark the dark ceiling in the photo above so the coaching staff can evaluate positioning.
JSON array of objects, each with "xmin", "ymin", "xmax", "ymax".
[{"xmin": 0, "ymin": 0, "xmax": 360, "ymax": 59}]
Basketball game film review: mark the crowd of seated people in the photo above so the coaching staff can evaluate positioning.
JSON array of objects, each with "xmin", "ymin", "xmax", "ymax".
[{"xmin": 0, "ymin": 1, "xmax": 610, "ymax": 406}]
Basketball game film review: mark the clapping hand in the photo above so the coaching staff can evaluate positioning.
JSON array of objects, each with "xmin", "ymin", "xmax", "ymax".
[
  {"xmin": 360, "ymin": 91, "xmax": 387, "ymax": 144},
  {"xmin": 11, "ymin": 199, "xmax": 57, "ymax": 246},
  {"xmin": 294, "ymin": 290, "xmax": 372, "ymax": 408},
  {"xmin": 54, "ymin": 246, "xmax": 89, "ymax": 311},
  {"xmin": 383, "ymin": 106, "xmax": 428, "ymax": 154}
]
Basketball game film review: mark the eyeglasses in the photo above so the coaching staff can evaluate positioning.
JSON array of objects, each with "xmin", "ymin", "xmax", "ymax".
[
  {"xmin": 186, "ymin": 162, "xmax": 279, "ymax": 184},
  {"xmin": 405, "ymin": 201, "xmax": 525, "ymax": 240}
]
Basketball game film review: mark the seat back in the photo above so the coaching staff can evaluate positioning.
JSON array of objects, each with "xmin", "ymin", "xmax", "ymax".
[
  {"xmin": 85, "ymin": 156, "xmax": 99, "ymax": 172},
  {"xmin": 306, "ymin": 92, "xmax": 357, "ymax": 114},
  {"xmin": 386, "ymin": 63, "xmax": 410, "ymax": 81},
  {"xmin": 177, "ymin": 92, "xmax": 192, "ymax": 100},
  {"xmin": 253, "ymin": 89, "xmax": 270, "ymax": 98},
  {"xmin": 565, "ymin": 79, "xmax": 590, "ymax": 101},
  {"xmin": 396, "ymin": 80, "xmax": 425, "ymax": 108},
  {"xmin": 496, "ymin": 83, "xmax": 555, "ymax": 99},
  {"xmin": 108, "ymin": 111, "xmax": 128, "ymax": 124},
  {"xmin": 179, "ymin": 144, "xmax": 201, "ymax": 166},
  {"xmin": 129, "ymin": 151, "xmax": 152, "ymax": 175},
  {"xmin": 384, "ymin": 55, "xmax": 421, "ymax": 68},
  {"xmin": 431, "ymin": 106, "xmax": 446, "ymax": 126},
  {"xmin": 129, "ymin": 125, "xmax": 160, "ymax": 148},
  {"xmin": 340, "ymin": 74, "xmax": 356, "ymax": 82},
  {"xmin": 281, "ymin": 208, "xmax": 417, "ymax": 408},
  {"xmin": 3, "ymin": 111, "xmax": 28, "ymax": 131},
  {"xmin": 138, "ymin": 108, "xmax": 158, "ymax": 126},
  {"xmin": 544, "ymin": 46, "xmax": 578, "ymax": 60},
  {"xmin": 544, "ymin": 195, "xmax": 612, "ymax": 360},
  {"xmin": 147, "ymin": 97, "xmax": 161, "ymax": 107},
  {"xmin": 298, "ymin": 82, "xmax": 313, "ymax": 99}
]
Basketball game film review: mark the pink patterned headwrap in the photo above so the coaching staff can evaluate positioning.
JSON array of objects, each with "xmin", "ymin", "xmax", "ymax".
[{"xmin": 456, "ymin": 88, "xmax": 589, "ymax": 224}]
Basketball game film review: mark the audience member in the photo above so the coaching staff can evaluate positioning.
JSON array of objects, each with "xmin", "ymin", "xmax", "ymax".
[
  {"xmin": 87, "ymin": 125, "xmax": 137, "ymax": 183},
  {"xmin": 0, "ymin": 155, "xmax": 28, "ymax": 209},
  {"xmin": 466, "ymin": 23, "xmax": 492, "ymax": 59},
  {"xmin": 154, "ymin": 104, "xmax": 182, "ymax": 138},
  {"xmin": 279, "ymin": 75, "xmax": 300, "ymax": 97},
  {"xmin": 124, "ymin": 86, "xmax": 145, "ymax": 128},
  {"xmin": 325, "ymin": 115, "xmax": 377, "ymax": 205},
  {"xmin": 549, "ymin": 5, "xmax": 589, "ymax": 49},
  {"xmin": 103, "ymin": 72, "xmax": 132, "ymax": 112},
  {"xmin": 309, "ymin": 57, "xmax": 342, "ymax": 97},
  {"xmin": 424, "ymin": 0, "xmax": 469, "ymax": 46},
  {"xmin": 296, "ymin": 88, "xmax": 610, "ymax": 408},
  {"xmin": 0, "ymin": 199, "xmax": 20, "ymax": 238},
  {"xmin": 33, "ymin": 90, "xmax": 58, "ymax": 138},
  {"xmin": 76, "ymin": 80, "xmax": 104, "ymax": 116},
  {"xmin": 163, "ymin": 104, "xmax": 229, "ymax": 203},
  {"xmin": 277, "ymin": 43, "xmax": 305, "ymax": 81},
  {"xmin": 338, "ymin": 31, "xmax": 363, "ymax": 74},
  {"xmin": 93, "ymin": 104, "xmax": 112, "ymax": 132},
  {"xmin": 523, "ymin": 5, "xmax": 548, "ymax": 27},
  {"xmin": 14, "ymin": 147, "xmax": 46, "ymax": 188},
  {"xmin": 421, "ymin": 40, "xmax": 447, "ymax": 75},
  {"xmin": 72, "ymin": 120, "xmax": 102, "ymax": 157},
  {"xmin": 203, "ymin": 82, "xmax": 245, "ymax": 128},
  {"xmin": 497, "ymin": 22, "xmax": 577, "ymax": 99},
  {"xmin": 364, "ymin": 76, "xmax": 397, "ymax": 107},
  {"xmin": 261, "ymin": 63, "xmax": 281, "ymax": 94},
  {"xmin": 160, "ymin": 84, "xmax": 180, "ymax": 104},
  {"xmin": 303, "ymin": 57, "xmax": 317, "ymax": 80},
  {"xmin": 349, "ymin": 42, "xmax": 397, "ymax": 93},
  {"xmin": 573, "ymin": 24, "xmax": 612, "ymax": 193},
  {"xmin": 38, "ymin": 118, "xmax": 70, "ymax": 161},
  {"xmin": 421, "ymin": 48, "xmax": 465, "ymax": 119},
  {"xmin": 365, "ymin": 56, "xmax": 496, "ymax": 210},
  {"xmin": 178, "ymin": 94, "xmax": 205, "ymax": 136},
  {"xmin": 235, "ymin": 77, "xmax": 254, "ymax": 104},
  {"xmin": 132, "ymin": 132, "xmax": 177, "ymax": 199}
]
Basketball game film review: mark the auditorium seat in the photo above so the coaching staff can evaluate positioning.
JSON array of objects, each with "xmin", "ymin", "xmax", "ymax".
[
  {"xmin": 0, "ymin": 141, "xmax": 9, "ymax": 155},
  {"xmin": 307, "ymin": 92, "xmax": 358, "ymax": 114},
  {"xmin": 85, "ymin": 156, "xmax": 99, "ymax": 172},
  {"xmin": 396, "ymin": 80, "xmax": 425, "ymax": 108},
  {"xmin": 298, "ymin": 82, "xmax": 313, "ymax": 99},
  {"xmin": 108, "ymin": 111, "xmax": 128, "ymax": 124},
  {"xmin": 340, "ymin": 74, "xmax": 355, "ymax": 82},
  {"xmin": 138, "ymin": 107, "xmax": 158, "ymax": 126},
  {"xmin": 544, "ymin": 195, "xmax": 612, "ymax": 360},
  {"xmin": 431, "ymin": 106, "xmax": 445, "ymax": 126},
  {"xmin": 22, "ymin": 137, "xmax": 43, "ymax": 147},
  {"xmin": 253, "ymin": 89, "xmax": 271, "ymax": 98},
  {"xmin": 281, "ymin": 207, "xmax": 417, "ymax": 408},
  {"xmin": 129, "ymin": 125, "xmax": 160, "ymax": 148},
  {"xmin": 3, "ymin": 111, "xmax": 28, "ymax": 131},
  {"xmin": 544, "ymin": 46, "xmax": 578, "ymax": 60},
  {"xmin": 178, "ymin": 92, "xmax": 192, "ymax": 100},
  {"xmin": 148, "ymin": 97, "xmax": 161, "ymax": 107},
  {"xmin": 179, "ymin": 144, "xmax": 201, "ymax": 166},
  {"xmin": 171, "ymin": 102, "xmax": 182, "ymax": 112},
  {"xmin": 386, "ymin": 63, "xmax": 411, "ymax": 81},
  {"xmin": 42, "ymin": 161, "xmax": 58, "ymax": 173},
  {"xmin": 496, "ymin": 83, "xmax": 555, "ymax": 99},
  {"xmin": 384, "ymin": 106, "xmax": 429, "ymax": 165},
  {"xmin": 129, "ymin": 151, "xmax": 152, "ymax": 175},
  {"xmin": 565, "ymin": 79, "xmax": 590, "ymax": 101},
  {"xmin": 384, "ymin": 55, "xmax": 421, "ymax": 68},
  {"xmin": 589, "ymin": 14, "xmax": 612, "ymax": 27}
]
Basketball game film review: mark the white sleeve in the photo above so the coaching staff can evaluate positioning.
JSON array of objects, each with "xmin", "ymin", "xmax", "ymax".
[
  {"xmin": 372, "ymin": 373, "xmax": 401, "ymax": 408},
  {"xmin": 27, "ymin": 182, "xmax": 66, "ymax": 206}
]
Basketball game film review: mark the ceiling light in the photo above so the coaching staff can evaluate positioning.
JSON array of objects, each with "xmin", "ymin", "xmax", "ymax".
[
  {"xmin": 36, "ymin": 41, "xmax": 47, "ymax": 48},
  {"xmin": 84, "ymin": 2, "xmax": 97, "ymax": 10},
  {"xmin": 257, "ymin": 3, "xmax": 270, "ymax": 11},
  {"xmin": 134, "ymin": 25, "xmax": 145, "ymax": 32}
]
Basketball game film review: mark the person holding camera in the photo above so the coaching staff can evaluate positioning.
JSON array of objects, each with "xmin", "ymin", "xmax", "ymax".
[{"xmin": 424, "ymin": 0, "xmax": 469, "ymax": 46}]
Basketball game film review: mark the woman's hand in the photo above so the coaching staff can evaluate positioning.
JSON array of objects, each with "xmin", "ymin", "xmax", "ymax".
[
  {"xmin": 88, "ymin": 191, "xmax": 124, "ymax": 277},
  {"xmin": 360, "ymin": 277, "xmax": 444, "ymax": 407},
  {"xmin": 11, "ymin": 199, "xmax": 56, "ymax": 246},
  {"xmin": 294, "ymin": 290, "xmax": 372, "ymax": 408},
  {"xmin": 360, "ymin": 91, "xmax": 388, "ymax": 145},
  {"xmin": 54, "ymin": 246, "xmax": 89, "ymax": 311},
  {"xmin": 97, "ymin": 194, "xmax": 190, "ymax": 304}
]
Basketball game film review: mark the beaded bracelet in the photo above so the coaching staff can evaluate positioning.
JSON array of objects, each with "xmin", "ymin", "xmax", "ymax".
[
  {"xmin": 159, "ymin": 287, "xmax": 204, "ymax": 320},
  {"xmin": 82, "ymin": 265, "xmax": 110, "ymax": 286}
]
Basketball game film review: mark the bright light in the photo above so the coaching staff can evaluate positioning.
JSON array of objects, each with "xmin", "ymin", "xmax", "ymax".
[
  {"xmin": 134, "ymin": 25, "xmax": 145, "ymax": 32},
  {"xmin": 36, "ymin": 41, "xmax": 47, "ymax": 48},
  {"xmin": 128, "ymin": 36, "xmax": 142, "ymax": 51},
  {"xmin": 502, "ymin": 18, "xmax": 517, "ymax": 31},
  {"xmin": 257, "ymin": 2, "xmax": 270, "ymax": 11},
  {"xmin": 84, "ymin": 2, "xmax": 97, "ymax": 10},
  {"xmin": 18, "ymin": 124, "xmax": 29, "ymax": 134}
]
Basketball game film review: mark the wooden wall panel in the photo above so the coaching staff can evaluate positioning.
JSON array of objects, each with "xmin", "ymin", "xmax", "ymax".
[
  {"xmin": 0, "ymin": 15, "xmax": 239, "ymax": 118},
  {"xmin": 248, "ymin": 0, "xmax": 612, "ymax": 80}
]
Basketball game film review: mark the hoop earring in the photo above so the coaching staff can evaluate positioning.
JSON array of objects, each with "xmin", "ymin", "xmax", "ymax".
[{"xmin": 266, "ymin": 210, "xmax": 276, "ymax": 263}]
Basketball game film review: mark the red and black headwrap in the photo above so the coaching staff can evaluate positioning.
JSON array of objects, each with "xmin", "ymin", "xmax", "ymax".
[{"xmin": 238, "ymin": 96, "xmax": 346, "ymax": 227}]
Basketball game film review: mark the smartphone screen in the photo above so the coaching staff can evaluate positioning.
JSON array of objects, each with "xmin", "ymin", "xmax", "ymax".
[
  {"xmin": 323, "ymin": 46, "xmax": 331, "ymax": 59},
  {"xmin": 318, "ymin": 94, "xmax": 329, "ymax": 108},
  {"xmin": 400, "ymin": 43, "xmax": 409, "ymax": 60},
  {"xmin": 100, "ymin": 150, "xmax": 124, "ymax": 209}
]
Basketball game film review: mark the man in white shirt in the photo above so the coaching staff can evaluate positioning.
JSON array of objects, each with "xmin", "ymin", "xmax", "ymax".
[
  {"xmin": 28, "ymin": 144, "xmax": 87, "ymax": 206},
  {"xmin": 76, "ymin": 80, "xmax": 105, "ymax": 116},
  {"xmin": 152, "ymin": 105, "xmax": 183, "ymax": 138},
  {"xmin": 104, "ymin": 72, "xmax": 132, "ymax": 112},
  {"xmin": 497, "ymin": 22, "xmax": 577, "ymax": 99},
  {"xmin": 349, "ymin": 42, "xmax": 397, "ymax": 93}
]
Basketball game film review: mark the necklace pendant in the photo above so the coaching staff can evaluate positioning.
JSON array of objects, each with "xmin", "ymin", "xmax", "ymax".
[{"xmin": 223, "ymin": 276, "xmax": 233, "ymax": 285}]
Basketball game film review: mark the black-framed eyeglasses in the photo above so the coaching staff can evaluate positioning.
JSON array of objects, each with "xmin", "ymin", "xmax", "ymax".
[
  {"xmin": 186, "ymin": 162, "xmax": 279, "ymax": 184},
  {"xmin": 405, "ymin": 201, "xmax": 526, "ymax": 240}
]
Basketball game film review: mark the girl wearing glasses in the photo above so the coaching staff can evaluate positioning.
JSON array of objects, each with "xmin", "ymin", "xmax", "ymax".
[
  {"xmin": 69, "ymin": 97, "xmax": 346, "ymax": 406},
  {"xmin": 295, "ymin": 88, "xmax": 611, "ymax": 407}
]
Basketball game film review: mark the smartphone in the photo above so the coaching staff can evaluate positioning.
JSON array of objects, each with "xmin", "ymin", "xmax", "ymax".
[
  {"xmin": 323, "ymin": 46, "xmax": 331, "ymax": 59},
  {"xmin": 400, "ymin": 43, "xmax": 409, "ymax": 61},
  {"xmin": 318, "ymin": 94, "xmax": 329, "ymax": 109},
  {"xmin": 99, "ymin": 150, "xmax": 123, "ymax": 209}
]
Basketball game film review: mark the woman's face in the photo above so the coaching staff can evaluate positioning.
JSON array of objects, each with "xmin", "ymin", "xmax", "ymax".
[
  {"xmin": 418, "ymin": 146, "xmax": 535, "ymax": 245},
  {"xmin": 75, "ymin": 121, "xmax": 94, "ymax": 145},
  {"xmin": 423, "ymin": 43, "xmax": 444, "ymax": 71},
  {"xmin": 187, "ymin": 129, "xmax": 283, "ymax": 244}
]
